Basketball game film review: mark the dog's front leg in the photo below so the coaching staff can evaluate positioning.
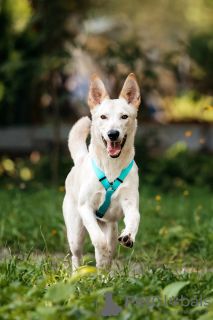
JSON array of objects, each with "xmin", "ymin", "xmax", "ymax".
[
  {"xmin": 78, "ymin": 203, "xmax": 111, "ymax": 269},
  {"xmin": 118, "ymin": 198, "xmax": 140, "ymax": 248}
]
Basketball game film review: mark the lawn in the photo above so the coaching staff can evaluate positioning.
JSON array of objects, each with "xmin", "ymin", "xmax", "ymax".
[{"xmin": 0, "ymin": 177, "xmax": 213, "ymax": 319}]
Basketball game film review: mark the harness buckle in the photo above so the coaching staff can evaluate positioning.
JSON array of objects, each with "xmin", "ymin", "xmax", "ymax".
[{"xmin": 92, "ymin": 158, "xmax": 134, "ymax": 219}]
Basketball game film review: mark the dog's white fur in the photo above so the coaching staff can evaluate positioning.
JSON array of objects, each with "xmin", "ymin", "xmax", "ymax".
[{"xmin": 63, "ymin": 73, "xmax": 141, "ymax": 270}]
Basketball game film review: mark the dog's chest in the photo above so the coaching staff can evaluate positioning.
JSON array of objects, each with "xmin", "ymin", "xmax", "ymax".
[{"xmin": 90, "ymin": 184, "xmax": 123, "ymax": 222}]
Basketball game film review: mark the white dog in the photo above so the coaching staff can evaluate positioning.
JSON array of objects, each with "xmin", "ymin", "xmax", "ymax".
[{"xmin": 63, "ymin": 73, "xmax": 141, "ymax": 270}]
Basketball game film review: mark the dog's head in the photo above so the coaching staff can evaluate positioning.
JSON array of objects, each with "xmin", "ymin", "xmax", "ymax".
[{"xmin": 88, "ymin": 73, "xmax": 140, "ymax": 158}]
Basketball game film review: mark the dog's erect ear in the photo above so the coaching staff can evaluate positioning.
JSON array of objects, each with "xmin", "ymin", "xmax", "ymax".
[
  {"xmin": 119, "ymin": 73, "xmax": 140, "ymax": 110},
  {"xmin": 88, "ymin": 74, "xmax": 109, "ymax": 109}
]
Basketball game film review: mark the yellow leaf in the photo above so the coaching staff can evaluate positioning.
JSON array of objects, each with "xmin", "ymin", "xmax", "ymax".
[{"xmin": 71, "ymin": 266, "xmax": 97, "ymax": 281}]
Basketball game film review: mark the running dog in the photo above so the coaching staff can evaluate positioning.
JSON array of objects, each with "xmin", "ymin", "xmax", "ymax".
[{"xmin": 63, "ymin": 73, "xmax": 141, "ymax": 269}]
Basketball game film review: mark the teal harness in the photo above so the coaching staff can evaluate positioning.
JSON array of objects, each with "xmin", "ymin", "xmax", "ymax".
[{"xmin": 92, "ymin": 159, "xmax": 134, "ymax": 219}]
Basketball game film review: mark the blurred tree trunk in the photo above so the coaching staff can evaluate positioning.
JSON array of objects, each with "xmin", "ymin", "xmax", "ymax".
[{"xmin": 50, "ymin": 72, "xmax": 60, "ymax": 187}]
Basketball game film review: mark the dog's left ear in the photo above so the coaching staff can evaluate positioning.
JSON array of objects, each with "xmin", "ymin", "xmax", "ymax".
[
  {"xmin": 88, "ymin": 74, "xmax": 109, "ymax": 109},
  {"xmin": 119, "ymin": 73, "xmax": 141, "ymax": 110}
]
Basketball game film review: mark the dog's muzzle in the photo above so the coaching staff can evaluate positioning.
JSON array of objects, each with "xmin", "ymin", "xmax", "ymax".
[{"xmin": 101, "ymin": 135, "xmax": 127, "ymax": 158}]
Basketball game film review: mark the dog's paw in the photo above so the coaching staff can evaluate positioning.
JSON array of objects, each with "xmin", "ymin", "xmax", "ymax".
[
  {"xmin": 118, "ymin": 232, "xmax": 133, "ymax": 248},
  {"xmin": 96, "ymin": 258, "xmax": 112, "ymax": 270}
]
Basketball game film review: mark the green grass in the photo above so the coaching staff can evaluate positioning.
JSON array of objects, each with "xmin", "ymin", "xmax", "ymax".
[
  {"xmin": 1, "ymin": 183, "xmax": 213, "ymax": 266},
  {"xmin": 0, "ymin": 183, "xmax": 213, "ymax": 319},
  {"xmin": 1, "ymin": 250, "xmax": 213, "ymax": 319}
]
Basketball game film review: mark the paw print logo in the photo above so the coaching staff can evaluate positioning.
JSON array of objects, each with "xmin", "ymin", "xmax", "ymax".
[{"xmin": 169, "ymin": 296, "xmax": 179, "ymax": 307}]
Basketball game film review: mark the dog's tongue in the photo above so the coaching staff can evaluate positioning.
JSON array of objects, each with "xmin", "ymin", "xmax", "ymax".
[{"xmin": 107, "ymin": 141, "xmax": 121, "ymax": 156}]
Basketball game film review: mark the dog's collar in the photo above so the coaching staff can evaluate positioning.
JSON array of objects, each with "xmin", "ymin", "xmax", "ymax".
[{"xmin": 91, "ymin": 158, "xmax": 134, "ymax": 219}]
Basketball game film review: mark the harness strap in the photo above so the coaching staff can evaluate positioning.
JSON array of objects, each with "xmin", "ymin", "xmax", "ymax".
[{"xmin": 92, "ymin": 158, "xmax": 134, "ymax": 218}]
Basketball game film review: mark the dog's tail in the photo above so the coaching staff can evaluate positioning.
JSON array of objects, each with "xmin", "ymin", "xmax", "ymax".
[{"xmin": 68, "ymin": 116, "xmax": 91, "ymax": 165}]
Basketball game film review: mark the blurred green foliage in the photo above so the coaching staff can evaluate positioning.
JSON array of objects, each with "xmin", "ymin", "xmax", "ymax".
[
  {"xmin": 0, "ymin": 0, "xmax": 102, "ymax": 125},
  {"xmin": 189, "ymin": 33, "xmax": 213, "ymax": 90},
  {"xmin": 162, "ymin": 91, "xmax": 213, "ymax": 123},
  {"xmin": 0, "ymin": 0, "xmax": 213, "ymax": 125},
  {"xmin": 141, "ymin": 152, "xmax": 213, "ymax": 191},
  {"xmin": 1, "ymin": 146, "xmax": 213, "ymax": 191}
]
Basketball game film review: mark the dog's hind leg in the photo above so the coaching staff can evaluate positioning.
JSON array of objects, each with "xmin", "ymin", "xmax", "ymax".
[{"xmin": 63, "ymin": 194, "xmax": 87, "ymax": 270}]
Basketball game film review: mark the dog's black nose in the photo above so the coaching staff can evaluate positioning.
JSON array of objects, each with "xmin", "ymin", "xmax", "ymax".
[{"xmin": 108, "ymin": 130, "xmax": 119, "ymax": 141}]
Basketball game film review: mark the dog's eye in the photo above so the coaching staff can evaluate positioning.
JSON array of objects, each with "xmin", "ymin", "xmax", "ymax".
[
  {"xmin": 100, "ymin": 115, "xmax": 107, "ymax": 119},
  {"xmin": 121, "ymin": 115, "xmax": 128, "ymax": 119}
]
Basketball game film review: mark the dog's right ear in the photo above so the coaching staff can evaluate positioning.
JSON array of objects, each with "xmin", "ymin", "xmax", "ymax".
[
  {"xmin": 119, "ymin": 73, "xmax": 141, "ymax": 110},
  {"xmin": 88, "ymin": 74, "xmax": 109, "ymax": 109}
]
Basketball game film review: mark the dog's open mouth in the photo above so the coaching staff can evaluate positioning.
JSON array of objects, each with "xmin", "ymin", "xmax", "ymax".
[{"xmin": 101, "ymin": 135, "xmax": 127, "ymax": 158}]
